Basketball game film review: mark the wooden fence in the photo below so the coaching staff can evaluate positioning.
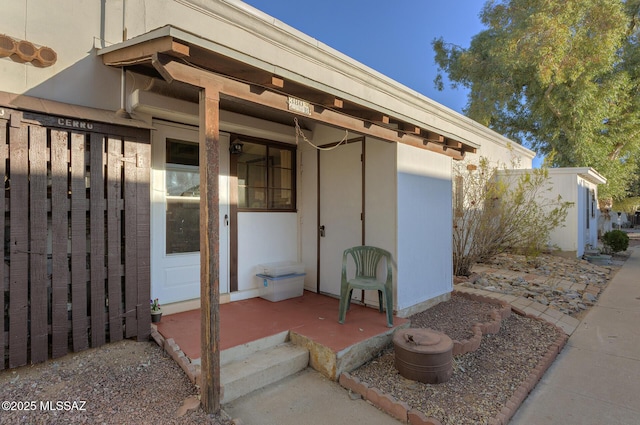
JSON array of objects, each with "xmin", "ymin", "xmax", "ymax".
[{"xmin": 0, "ymin": 108, "xmax": 151, "ymax": 370}]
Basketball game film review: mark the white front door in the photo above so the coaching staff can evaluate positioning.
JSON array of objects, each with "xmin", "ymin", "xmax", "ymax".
[
  {"xmin": 151, "ymin": 121, "xmax": 230, "ymax": 304},
  {"xmin": 319, "ymin": 141, "xmax": 363, "ymax": 298}
]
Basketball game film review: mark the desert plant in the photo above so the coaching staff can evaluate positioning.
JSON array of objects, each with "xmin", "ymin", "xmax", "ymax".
[
  {"xmin": 150, "ymin": 298, "xmax": 161, "ymax": 312},
  {"xmin": 601, "ymin": 229, "xmax": 629, "ymax": 253},
  {"xmin": 452, "ymin": 156, "xmax": 572, "ymax": 276}
]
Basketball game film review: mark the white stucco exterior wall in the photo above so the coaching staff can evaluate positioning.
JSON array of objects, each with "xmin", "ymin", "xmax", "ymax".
[
  {"xmin": 396, "ymin": 144, "xmax": 452, "ymax": 315},
  {"xmin": 0, "ymin": 1, "xmax": 123, "ymax": 110},
  {"xmin": 546, "ymin": 172, "xmax": 580, "ymax": 253},
  {"xmin": 237, "ymin": 212, "xmax": 298, "ymax": 296},
  {"xmin": 473, "ymin": 138, "xmax": 535, "ymax": 170},
  {"xmin": 500, "ymin": 168, "xmax": 604, "ymax": 257},
  {"xmin": 544, "ymin": 170, "xmax": 603, "ymax": 256}
]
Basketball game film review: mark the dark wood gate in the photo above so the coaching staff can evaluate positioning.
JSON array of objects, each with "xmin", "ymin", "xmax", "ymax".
[{"xmin": 0, "ymin": 107, "xmax": 151, "ymax": 370}]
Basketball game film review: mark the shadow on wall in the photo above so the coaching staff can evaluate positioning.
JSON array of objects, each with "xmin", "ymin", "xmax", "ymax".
[{"xmin": 4, "ymin": 49, "xmax": 122, "ymax": 113}]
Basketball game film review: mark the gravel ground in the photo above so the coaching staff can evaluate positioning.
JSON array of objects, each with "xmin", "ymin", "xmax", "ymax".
[
  {"xmin": 409, "ymin": 294, "xmax": 500, "ymax": 341},
  {"xmin": 0, "ymin": 340, "xmax": 233, "ymax": 425},
  {"xmin": 351, "ymin": 297, "xmax": 560, "ymax": 425}
]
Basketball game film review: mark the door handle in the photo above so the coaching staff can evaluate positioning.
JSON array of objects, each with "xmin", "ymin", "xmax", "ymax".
[
  {"xmin": 319, "ymin": 225, "xmax": 325, "ymax": 237},
  {"xmin": 224, "ymin": 214, "xmax": 229, "ymax": 226}
]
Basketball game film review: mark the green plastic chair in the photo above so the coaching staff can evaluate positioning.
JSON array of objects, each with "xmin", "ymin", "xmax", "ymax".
[{"xmin": 338, "ymin": 246, "xmax": 394, "ymax": 327}]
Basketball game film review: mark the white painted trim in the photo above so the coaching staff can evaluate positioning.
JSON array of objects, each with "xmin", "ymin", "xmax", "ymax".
[
  {"xmin": 230, "ymin": 288, "xmax": 263, "ymax": 302},
  {"xmin": 396, "ymin": 291, "xmax": 451, "ymax": 318},
  {"xmin": 505, "ymin": 167, "xmax": 607, "ymax": 185},
  {"xmin": 160, "ymin": 293, "xmax": 232, "ymax": 316}
]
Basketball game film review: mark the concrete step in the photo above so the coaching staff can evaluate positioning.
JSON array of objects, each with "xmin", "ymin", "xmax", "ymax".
[
  {"xmin": 221, "ymin": 331, "xmax": 290, "ymax": 367},
  {"xmin": 221, "ymin": 334, "xmax": 309, "ymax": 404}
]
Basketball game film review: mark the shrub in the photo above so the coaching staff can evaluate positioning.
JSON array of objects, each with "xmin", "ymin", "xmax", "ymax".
[
  {"xmin": 452, "ymin": 156, "xmax": 572, "ymax": 276},
  {"xmin": 602, "ymin": 230, "xmax": 629, "ymax": 253}
]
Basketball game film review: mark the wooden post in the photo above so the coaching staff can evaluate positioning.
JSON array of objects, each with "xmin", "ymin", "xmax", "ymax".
[{"xmin": 199, "ymin": 86, "xmax": 221, "ymax": 413}]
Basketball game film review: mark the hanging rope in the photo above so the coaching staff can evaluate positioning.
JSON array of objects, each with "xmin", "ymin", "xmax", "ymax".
[{"xmin": 294, "ymin": 117, "xmax": 349, "ymax": 151}]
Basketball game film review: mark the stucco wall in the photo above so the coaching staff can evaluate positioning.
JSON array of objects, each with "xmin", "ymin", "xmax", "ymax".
[
  {"xmin": 500, "ymin": 169, "xmax": 603, "ymax": 257},
  {"xmin": 237, "ymin": 212, "xmax": 298, "ymax": 294},
  {"xmin": 0, "ymin": 1, "xmax": 123, "ymax": 110},
  {"xmin": 473, "ymin": 138, "xmax": 535, "ymax": 170},
  {"xmin": 396, "ymin": 144, "xmax": 452, "ymax": 314}
]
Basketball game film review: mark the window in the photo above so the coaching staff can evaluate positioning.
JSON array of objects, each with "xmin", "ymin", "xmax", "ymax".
[
  {"xmin": 165, "ymin": 138, "xmax": 200, "ymax": 254},
  {"xmin": 235, "ymin": 138, "xmax": 295, "ymax": 211}
]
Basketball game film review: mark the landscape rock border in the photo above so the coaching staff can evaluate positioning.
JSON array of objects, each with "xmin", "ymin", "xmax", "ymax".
[
  {"xmin": 151, "ymin": 324, "xmax": 202, "ymax": 388},
  {"xmin": 449, "ymin": 291, "xmax": 511, "ymax": 356},
  {"xmin": 339, "ymin": 299, "xmax": 568, "ymax": 425}
]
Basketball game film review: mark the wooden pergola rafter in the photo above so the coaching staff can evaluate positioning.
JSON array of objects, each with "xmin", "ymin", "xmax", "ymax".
[{"xmin": 101, "ymin": 35, "xmax": 477, "ymax": 159}]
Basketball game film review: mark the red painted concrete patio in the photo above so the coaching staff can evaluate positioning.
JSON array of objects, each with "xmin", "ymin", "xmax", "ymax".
[{"xmin": 155, "ymin": 291, "xmax": 409, "ymax": 361}]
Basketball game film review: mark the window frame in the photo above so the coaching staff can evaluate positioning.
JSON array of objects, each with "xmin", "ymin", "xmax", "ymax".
[
  {"xmin": 164, "ymin": 138, "xmax": 201, "ymax": 255},
  {"xmin": 232, "ymin": 135, "xmax": 297, "ymax": 212}
]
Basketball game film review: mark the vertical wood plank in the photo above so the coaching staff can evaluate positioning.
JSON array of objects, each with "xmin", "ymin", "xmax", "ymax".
[
  {"xmin": 200, "ymin": 88, "xmax": 221, "ymax": 413},
  {"xmin": 136, "ymin": 142, "xmax": 151, "ymax": 341},
  {"xmin": 70, "ymin": 133, "xmax": 88, "ymax": 351},
  {"xmin": 9, "ymin": 121, "xmax": 28, "ymax": 368},
  {"xmin": 29, "ymin": 125, "xmax": 48, "ymax": 363},
  {"xmin": 51, "ymin": 130, "xmax": 69, "ymax": 358},
  {"xmin": 90, "ymin": 133, "xmax": 106, "ymax": 347},
  {"xmin": 0, "ymin": 120, "xmax": 7, "ymax": 370},
  {"xmin": 123, "ymin": 140, "xmax": 137, "ymax": 338},
  {"xmin": 107, "ymin": 137, "xmax": 123, "ymax": 341}
]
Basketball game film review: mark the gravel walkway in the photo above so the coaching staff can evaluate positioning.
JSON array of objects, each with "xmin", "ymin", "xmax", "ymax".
[
  {"xmin": 0, "ymin": 340, "xmax": 233, "ymax": 425},
  {"xmin": 457, "ymin": 252, "xmax": 623, "ymax": 317}
]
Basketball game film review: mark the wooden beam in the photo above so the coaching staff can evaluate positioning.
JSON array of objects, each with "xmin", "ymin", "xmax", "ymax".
[
  {"xmin": 102, "ymin": 36, "xmax": 189, "ymax": 66},
  {"xmin": 306, "ymin": 95, "xmax": 343, "ymax": 109},
  {"xmin": 424, "ymin": 131, "xmax": 445, "ymax": 143},
  {"xmin": 263, "ymin": 75, "xmax": 284, "ymax": 89},
  {"xmin": 199, "ymin": 87, "xmax": 221, "ymax": 413},
  {"xmin": 446, "ymin": 139, "xmax": 463, "ymax": 149},
  {"xmin": 152, "ymin": 54, "xmax": 463, "ymax": 160},
  {"xmin": 151, "ymin": 53, "xmax": 221, "ymax": 413},
  {"xmin": 363, "ymin": 112, "xmax": 389, "ymax": 125},
  {"xmin": 400, "ymin": 123, "xmax": 421, "ymax": 135}
]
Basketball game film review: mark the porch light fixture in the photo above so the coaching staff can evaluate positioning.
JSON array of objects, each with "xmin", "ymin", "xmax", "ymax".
[{"xmin": 229, "ymin": 140, "xmax": 243, "ymax": 155}]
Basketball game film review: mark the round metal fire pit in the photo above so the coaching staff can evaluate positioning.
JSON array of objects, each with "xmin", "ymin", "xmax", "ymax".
[{"xmin": 393, "ymin": 328, "xmax": 453, "ymax": 384}]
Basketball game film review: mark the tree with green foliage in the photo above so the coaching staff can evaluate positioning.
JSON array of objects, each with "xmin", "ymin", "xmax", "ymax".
[
  {"xmin": 433, "ymin": 0, "xmax": 640, "ymax": 201},
  {"xmin": 612, "ymin": 196, "xmax": 640, "ymax": 214}
]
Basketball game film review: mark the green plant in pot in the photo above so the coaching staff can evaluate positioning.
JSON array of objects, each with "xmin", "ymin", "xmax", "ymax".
[{"xmin": 150, "ymin": 298, "xmax": 162, "ymax": 323}]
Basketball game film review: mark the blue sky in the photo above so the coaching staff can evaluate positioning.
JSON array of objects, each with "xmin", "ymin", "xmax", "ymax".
[{"xmin": 242, "ymin": 0, "xmax": 486, "ymax": 114}]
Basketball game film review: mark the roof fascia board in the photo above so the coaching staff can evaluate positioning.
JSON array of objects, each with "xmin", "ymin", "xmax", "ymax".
[
  {"xmin": 0, "ymin": 90, "xmax": 153, "ymax": 130},
  {"xmin": 111, "ymin": 25, "xmax": 478, "ymax": 150},
  {"xmin": 503, "ymin": 167, "xmax": 607, "ymax": 185},
  {"xmin": 150, "ymin": 54, "xmax": 464, "ymax": 159}
]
